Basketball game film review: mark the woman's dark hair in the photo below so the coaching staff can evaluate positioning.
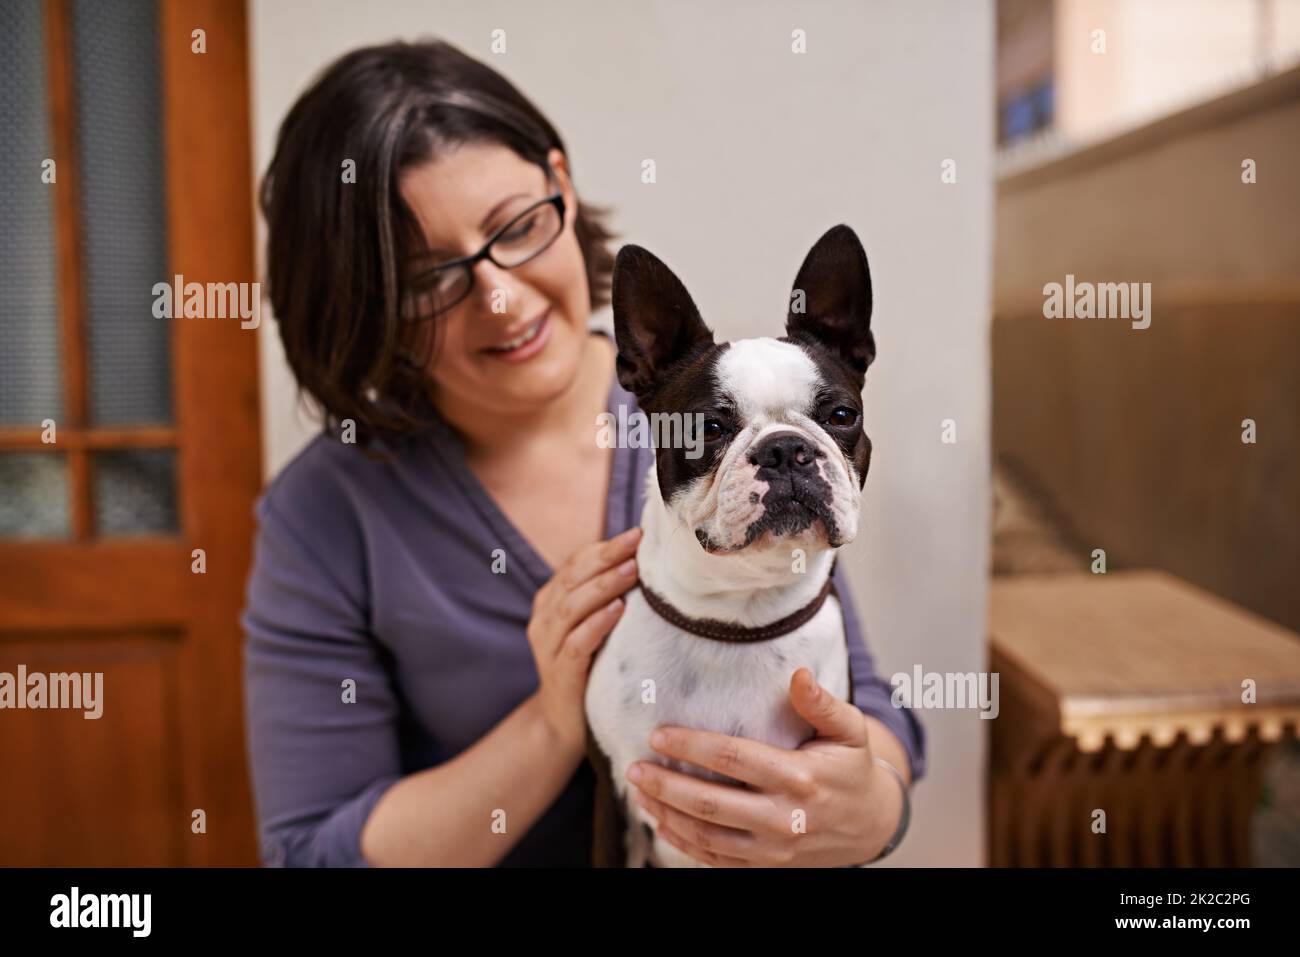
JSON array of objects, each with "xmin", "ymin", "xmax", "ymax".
[{"xmin": 259, "ymin": 38, "xmax": 617, "ymax": 447}]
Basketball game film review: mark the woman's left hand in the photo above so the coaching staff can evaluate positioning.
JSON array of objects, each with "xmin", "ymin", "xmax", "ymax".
[{"xmin": 625, "ymin": 667, "xmax": 898, "ymax": 867}]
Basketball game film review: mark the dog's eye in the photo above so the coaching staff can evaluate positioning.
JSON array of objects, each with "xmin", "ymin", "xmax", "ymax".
[
  {"xmin": 702, "ymin": 418, "xmax": 726, "ymax": 442},
  {"xmin": 827, "ymin": 406, "xmax": 859, "ymax": 428}
]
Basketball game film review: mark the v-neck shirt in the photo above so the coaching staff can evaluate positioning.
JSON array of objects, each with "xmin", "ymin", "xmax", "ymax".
[{"xmin": 429, "ymin": 350, "xmax": 635, "ymax": 591}]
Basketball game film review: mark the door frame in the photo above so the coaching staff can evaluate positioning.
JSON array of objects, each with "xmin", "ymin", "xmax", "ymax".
[{"xmin": 0, "ymin": 0, "xmax": 261, "ymax": 866}]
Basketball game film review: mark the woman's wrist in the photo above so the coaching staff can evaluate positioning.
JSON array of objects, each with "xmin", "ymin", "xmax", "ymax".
[
  {"xmin": 530, "ymin": 694, "xmax": 588, "ymax": 762},
  {"xmin": 856, "ymin": 757, "xmax": 908, "ymax": 865}
]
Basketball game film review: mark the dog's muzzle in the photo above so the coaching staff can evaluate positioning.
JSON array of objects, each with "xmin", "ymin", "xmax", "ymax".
[{"xmin": 698, "ymin": 429, "xmax": 848, "ymax": 551}]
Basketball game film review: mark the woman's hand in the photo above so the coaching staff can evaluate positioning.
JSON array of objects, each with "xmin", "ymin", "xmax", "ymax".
[
  {"xmin": 625, "ymin": 667, "xmax": 905, "ymax": 867},
  {"xmin": 527, "ymin": 525, "xmax": 642, "ymax": 753}
]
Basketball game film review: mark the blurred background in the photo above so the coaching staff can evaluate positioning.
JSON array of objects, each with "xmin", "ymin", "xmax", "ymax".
[
  {"xmin": 991, "ymin": 0, "xmax": 1300, "ymax": 866},
  {"xmin": 0, "ymin": 0, "xmax": 1296, "ymax": 867}
]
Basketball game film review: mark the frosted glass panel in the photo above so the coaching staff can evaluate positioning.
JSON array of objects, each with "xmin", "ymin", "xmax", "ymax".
[
  {"xmin": 0, "ymin": 454, "xmax": 70, "ymax": 539},
  {"xmin": 94, "ymin": 450, "xmax": 179, "ymax": 536},
  {"xmin": 0, "ymin": 0, "xmax": 63, "ymax": 427},
  {"xmin": 72, "ymin": 0, "xmax": 173, "ymax": 426}
]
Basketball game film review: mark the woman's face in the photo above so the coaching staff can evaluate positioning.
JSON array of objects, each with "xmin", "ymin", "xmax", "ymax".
[{"xmin": 399, "ymin": 142, "xmax": 592, "ymax": 418}]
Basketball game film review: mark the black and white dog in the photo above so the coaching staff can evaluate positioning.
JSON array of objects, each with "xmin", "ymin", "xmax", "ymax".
[{"xmin": 584, "ymin": 225, "xmax": 876, "ymax": 867}]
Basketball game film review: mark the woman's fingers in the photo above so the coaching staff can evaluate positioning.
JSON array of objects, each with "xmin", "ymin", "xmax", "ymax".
[
  {"xmin": 525, "ymin": 527, "xmax": 645, "ymax": 748},
  {"xmin": 644, "ymin": 725, "xmax": 802, "ymax": 795},
  {"xmin": 550, "ymin": 556, "xmax": 638, "ymax": 649},
  {"xmin": 558, "ymin": 596, "xmax": 625, "ymax": 663},
  {"xmin": 626, "ymin": 758, "xmax": 773, "ymax": 832},
  {"xmin": 529, "ymin": 528, "xmax": 640, "ymax": 657},
  {"xmin": 634, "ymin": 789, "xmax": 761, "ymax": 863},
  {"xmin": 555, "ymin": 526, "xmax": 641, "ymax": 594}
]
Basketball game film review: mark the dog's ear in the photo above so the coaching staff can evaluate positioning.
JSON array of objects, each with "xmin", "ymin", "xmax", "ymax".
[
  {"xmin": 612, "ymin": 244, "xmax": 714, "ymax": 402},
  {"xmin": 785, "ymin": 225, "xmax": 875, "ymax": 381}
]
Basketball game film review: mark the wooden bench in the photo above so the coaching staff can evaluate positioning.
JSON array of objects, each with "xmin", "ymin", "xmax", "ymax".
[{"xmin": 989, "ymin": 570, "xmax": 1300, "ymax": 866}]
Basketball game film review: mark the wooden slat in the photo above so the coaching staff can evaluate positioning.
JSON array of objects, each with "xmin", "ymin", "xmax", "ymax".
[
  {"xmin": 990, "ymin": 571, "xmax": 1300, "ymax": 737},
  {"xmin": 0, "ymin": 541, "xmax": 190, "ymax": 631},
  {"xmin": 989, "ymin": 695, "xmax": 1288, "ymax": 867},
  {"xmin": 1063, "ymin": 705, "xmax": 1300, "ymax": 754},
  {"xmin": 44, "ymin": 0, "xmax": 92, "ymax": 541},
  {"xmin": 160, "ymin": 0, "xmax": 261, "ymax": 867},
  {"xmin": 0, "ymin": 427, "xmax": 180, "ymax": 451},
  {"xmin": 993, "ymin": 280, "xmax": 1300, "ymax": 320},
  {"xmin": 67, "ymin": 453, "xmax": 92, "ymax": 540}
]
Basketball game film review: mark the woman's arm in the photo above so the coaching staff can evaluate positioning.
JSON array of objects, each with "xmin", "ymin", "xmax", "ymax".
[
  {"xmin": 362, "ymin": 526, "xmax": 643, "ymax": 867},
  {"xmin": 359, "ymin": 694, "xmax": 582, "ymax": 866},
  {"xmin": 833, "ymin": 560, "xmax": 926, "ymax": 784},
  {"xmin": 243, "ymin": 494, "xmax": 584, "ymax": 867}
]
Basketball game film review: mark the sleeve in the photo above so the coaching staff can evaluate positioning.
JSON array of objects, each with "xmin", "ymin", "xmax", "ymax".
[
  {"xmin": 241, "ymin": 493, "xmax": 404, "ymax": 867},
  {"xmin": 833, "ymin": 561, "xmax": 927, "ymax": 783}
]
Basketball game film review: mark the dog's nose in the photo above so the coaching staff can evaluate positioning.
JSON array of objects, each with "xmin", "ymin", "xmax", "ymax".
[{"xmin": 749, "ymin": 432, "xmax": 816, "ymax": 472}]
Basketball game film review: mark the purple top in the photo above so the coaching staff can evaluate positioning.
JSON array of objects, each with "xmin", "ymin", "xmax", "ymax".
[{"xmin": 240, "ymin": 333, "xmax": 926, "ymax": 867}]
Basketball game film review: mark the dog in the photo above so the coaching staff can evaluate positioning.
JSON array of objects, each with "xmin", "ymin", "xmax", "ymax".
[{"xmin": 584, "ymin": 224, "xmax": 877, "ymax": 867}]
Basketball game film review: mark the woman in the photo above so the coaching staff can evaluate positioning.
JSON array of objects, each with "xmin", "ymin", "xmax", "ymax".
[{"xmin": 243, "ymin": 38, "xmax": 925, "ymax": 867}]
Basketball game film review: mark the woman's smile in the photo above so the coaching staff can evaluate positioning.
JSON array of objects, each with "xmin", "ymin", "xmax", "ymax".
[{"xmin": 481, "ymin": 306, "xmax": 552, "ymax": 362}]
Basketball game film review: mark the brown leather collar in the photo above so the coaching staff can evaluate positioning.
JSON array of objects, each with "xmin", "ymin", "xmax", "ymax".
[{"xmin": 637, "ymin": 570, "xmax": 838, "ymax": 644}]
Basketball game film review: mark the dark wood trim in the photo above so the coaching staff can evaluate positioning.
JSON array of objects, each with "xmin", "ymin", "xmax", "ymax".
[
  {"xmin": 67, "ymin": 453, "xmax": 92, "ymax": 540},
  {"xmin": 0, "ymin": 427, "xmax": 180, "ymax": 452},
  {"xmin": 0, "ymin": 541, "xmax": 190, "ymax": 631},
  {"xmin": 44, "ymin": 0, "xmax": 93, "ymax": 540},
  {"xmin": 1000, "ymin": 64, "xmax": 1300, "ymax": 196},
  {"xmin": 160, "ymin": 0, "xmax": 261, "ymax": 868},
  {"xmin": 994, "ymin": 280, "xmax": 1300, "ymax": 320}
]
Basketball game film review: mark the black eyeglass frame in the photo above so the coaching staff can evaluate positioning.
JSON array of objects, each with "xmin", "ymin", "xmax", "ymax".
[{"xmin": 406, "ymin": 166, "xmax": 567, "ymax": 318}]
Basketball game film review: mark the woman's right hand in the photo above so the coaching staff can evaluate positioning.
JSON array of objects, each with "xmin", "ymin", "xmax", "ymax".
[{"xmin": 527, "ymin": 525, "xmax": 643, "ymax": 752}]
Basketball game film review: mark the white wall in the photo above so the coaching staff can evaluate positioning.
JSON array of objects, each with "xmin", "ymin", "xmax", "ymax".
[
  {"xmin": 250, "ymin": 0, "xmax": 993, "ymax": 866},
  {"xmin": 1055, "ymin": 0, "xmax": 1300, "ymax": 144}
]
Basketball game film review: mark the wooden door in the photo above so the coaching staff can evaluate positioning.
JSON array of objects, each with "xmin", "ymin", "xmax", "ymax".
[{"xmin": 0, "ymin": 0, "xmax": 260, "ymax": 866}]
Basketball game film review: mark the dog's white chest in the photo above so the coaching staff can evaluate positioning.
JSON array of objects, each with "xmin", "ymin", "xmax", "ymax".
[{"xmin": 584, "ymin": 588, "xmax": 850, "ymax": 867}]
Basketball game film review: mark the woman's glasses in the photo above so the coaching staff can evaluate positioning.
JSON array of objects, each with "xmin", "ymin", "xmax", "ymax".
[{"xmin": 404, "ymin": 173, "xmax": 567, "ymax": 319}]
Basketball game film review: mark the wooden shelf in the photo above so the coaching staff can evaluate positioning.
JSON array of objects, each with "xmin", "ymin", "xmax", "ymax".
[{"xmin": 989, "ymin": 569, "xmax": 1300, "ymax": 866}]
